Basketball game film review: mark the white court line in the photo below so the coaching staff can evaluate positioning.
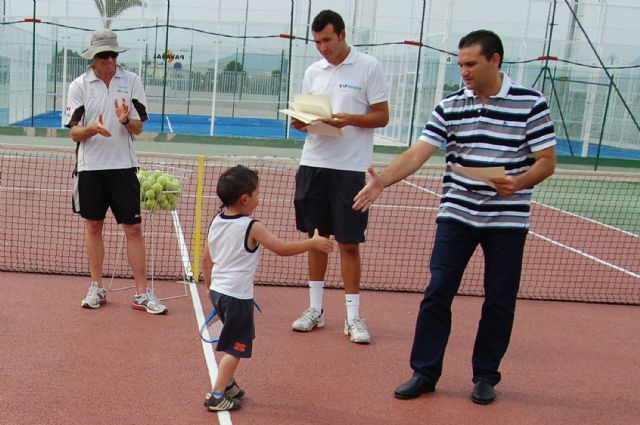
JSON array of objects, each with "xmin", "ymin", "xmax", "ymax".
[
  {"xmin": 401, "ymin": 179, "xmax": 639, "ymax": 279},
  {"xmin": 372, "ymin": 204, "xmax": 438, "ymax": 211},
  {"xmin": 165, "ymin": 115, "xmax": 174, "ymax": 133},
  {"xmin": 189, "ymin": 283, "xmax": 233, "ymax": 425},
  {"xmin": 0, "ymin": 186, "xmax": 68, "ymax": 193},
  {"xmin": 402, "ymin": 179, "xmax": 441, "ymax": 197},
  {"xmin": 532, "ymin": 200, "xmax": 639, "ymax": 238},
  {"xmin": 529, "ymin": 230, "xmax": 639, "ymax": 279}
]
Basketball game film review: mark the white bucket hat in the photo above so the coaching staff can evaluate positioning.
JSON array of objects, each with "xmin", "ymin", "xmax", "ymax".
[{"xmin": 81, "ymin": 28, "xmax": 128, "ymax": 59}]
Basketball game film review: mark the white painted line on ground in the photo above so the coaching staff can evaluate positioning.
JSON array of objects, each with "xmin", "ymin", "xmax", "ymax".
[
  {"xmin": 402, "ymin": 179, "xmax": 639, "ymax": 279},
  {"xmin": 529, "ymin": 230, "xmax": 639, "ymax": 279},
  {"xmin": 189, "ymin": 283, "xmax": 233, "ymax": 425},
  {"xmin": 166, "ymin": 115, "xmax": 174, "ymax": 133},
  {"xmin": 532, "ymin": 200, "xmax": 638, "ymax": 238}
]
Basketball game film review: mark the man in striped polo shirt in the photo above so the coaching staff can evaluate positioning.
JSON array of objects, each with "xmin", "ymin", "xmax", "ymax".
[{"xmin": 353, "ymin": 30, "xmax": 556, "ymax": 404}]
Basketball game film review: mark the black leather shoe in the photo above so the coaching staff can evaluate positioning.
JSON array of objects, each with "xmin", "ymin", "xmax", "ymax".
[
  {"xmin": 394, "ymin": 376, "xmax": 436, "ymax": 399},
  {"xmin": 471, "ymin": 381, "xmax": 495, "ymax": 405}
]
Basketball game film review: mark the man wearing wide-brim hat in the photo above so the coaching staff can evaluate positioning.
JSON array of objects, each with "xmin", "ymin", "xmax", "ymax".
[{"xmin": 64, "ymin": 27, "xmax": 168, "ymax": 316}]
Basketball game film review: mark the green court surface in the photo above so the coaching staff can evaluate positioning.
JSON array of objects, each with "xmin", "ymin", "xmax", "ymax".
[{"xmin": 534, "ymin": 176, "xmax": 640, "ymax": 235}]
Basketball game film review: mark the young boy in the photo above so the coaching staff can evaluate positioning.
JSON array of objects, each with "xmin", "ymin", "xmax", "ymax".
[{"xmin": 201, "ymin": 165, "xmax": 334, "ymax": 411}]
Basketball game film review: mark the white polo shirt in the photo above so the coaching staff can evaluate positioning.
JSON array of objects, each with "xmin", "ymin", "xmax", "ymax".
[
  {"xmin": 300, "ymin": 47, "xmax": 388, "ymax": 172},
  {"xmin": 64, "ymin": 64, "xmax": 148, "ymax": 171}
]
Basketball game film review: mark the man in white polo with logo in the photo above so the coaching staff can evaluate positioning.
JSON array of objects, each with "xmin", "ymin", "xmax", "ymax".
[
  {"xmin": 65, "ymin": 27, "xmax": 167, "ymax": 315},
  {"xmin": 290, "ymin": 10, "xmax": 389, "ymax": 344}
]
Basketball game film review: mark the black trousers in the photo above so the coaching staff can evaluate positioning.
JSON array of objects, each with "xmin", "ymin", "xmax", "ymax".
[{"xmin": 410, "ymin": 220, "xmax": 527, "ymax": 386}]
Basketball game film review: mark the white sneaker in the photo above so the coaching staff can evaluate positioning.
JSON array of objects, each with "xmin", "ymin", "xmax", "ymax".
[
  {"xmin": 81, "ymin": 281, "xmax": 106, "ymax": 309},
  {"xmin": 292, "ymin": 307, "xmax": 324, "ymax": 332},
  {"xmin": 344, "ymin": 318, "xmax": 371, "ymax": 344},
  {"xmin": 132, "ymin": 288, "xmax": 168, "ymax": 315}
]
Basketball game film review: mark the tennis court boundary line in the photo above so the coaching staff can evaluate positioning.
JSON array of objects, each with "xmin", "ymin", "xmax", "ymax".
[
  {"xmin": 532, "ymin": 200, "xmax": 638, "ymax": 238},
  {"xmin": 529, "ymin": 231, "xmax": 639, "ymax": 279},
  {"xmin": 189, "ymin": 283, "xmax": 233, "ymax": 425},
  {"xmin": 402, "ymin": 179, "xmax": 639, "ymax": 280}
]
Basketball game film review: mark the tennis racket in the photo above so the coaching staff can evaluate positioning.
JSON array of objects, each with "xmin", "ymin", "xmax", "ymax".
[{"xmin": 200, "ymin": 308, "xmax": 224, "ymax": 343}]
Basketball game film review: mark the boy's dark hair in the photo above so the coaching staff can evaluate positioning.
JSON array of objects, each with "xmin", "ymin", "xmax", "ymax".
[
  {"xmin": 312, "ymin": 10, "xmax": 345, "ymax": 35},
  {"xmin": 458, "ymin": 30, "xmax": 504, "ymax": 68},
  {"xmin": 216, "ymin": 165, "xmax": 259, "ymax": 209}
]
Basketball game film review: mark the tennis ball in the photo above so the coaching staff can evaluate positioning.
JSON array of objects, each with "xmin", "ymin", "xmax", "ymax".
[
  {"xmin": 165, "ymin": 180, "xmax": 178, "ymax": 192},
  {"xmin": 137, "ymin": 169, "xmax": 181, "ymax": 210}
]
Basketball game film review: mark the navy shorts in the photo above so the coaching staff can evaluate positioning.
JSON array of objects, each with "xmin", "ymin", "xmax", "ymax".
[
  {"xmin": 294, "ymin": 165, "xmax": 368, "ymax": 244},
  {"xmin": 209, "ymin": 290, "xmax": 255, "ymax": 358},
  {"xmin": 77, "ymin": 168, "xmax": 141, "ymax": 224}
]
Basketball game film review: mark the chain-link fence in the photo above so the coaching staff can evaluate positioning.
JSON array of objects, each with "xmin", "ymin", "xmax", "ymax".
[{"xmin": 0, "ymin": 0, "xmax": 638, "ymax": 158}]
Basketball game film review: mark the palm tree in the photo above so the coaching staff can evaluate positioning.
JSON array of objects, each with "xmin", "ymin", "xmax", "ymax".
[{"xmin": 93, "ymin": 0, "xmax": 146, "ymax": 28}]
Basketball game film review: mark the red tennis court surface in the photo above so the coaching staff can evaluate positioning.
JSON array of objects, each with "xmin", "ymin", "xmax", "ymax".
[{"xmin": 2, "ymin": 271, "xmax": 638, "ymax": 425}]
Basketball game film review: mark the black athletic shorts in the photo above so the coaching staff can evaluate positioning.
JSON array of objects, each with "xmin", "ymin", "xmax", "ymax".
[
  {"xmin": 294, "ymin": 165, "xmax": 369, "ymax": 244},
  {"xmin": 77, "ymin": 168, "xmax": 141, "ymax": 224},
  {"xmin": 209, "ymin": 290, "xmax": 255, "ymax": 359}
]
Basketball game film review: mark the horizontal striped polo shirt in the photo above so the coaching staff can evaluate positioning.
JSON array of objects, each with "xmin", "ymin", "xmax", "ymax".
[{"xmin": 419, "ymin": 73, "xmax": 556, "ymax": 230}]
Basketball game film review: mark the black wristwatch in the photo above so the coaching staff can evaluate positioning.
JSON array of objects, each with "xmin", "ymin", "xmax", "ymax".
[{"xmin": 121, "ymin": 118, "xmax": 130, "ymax": 125}]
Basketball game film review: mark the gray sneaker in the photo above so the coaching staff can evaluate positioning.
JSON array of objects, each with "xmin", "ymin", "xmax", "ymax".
[
  {"xmin": 292, "ymin": 307, "xmax": 324, "ymax": 332},
  {"xmin": 204, "ymin": 380, "xmax": 245, "ymax": 403},
  {"xmin": 81, "ymin": 281, "xmax": 106, "ymax": 309},
  {"xmin": 344, "ymin": 318, "xmax": 371, "ymax": 344},
  {"xmin": 204, "ymin": 393, "xmax": 241, "ymax": 411},
  {"xmin": 132, "ymin": 288, "xmax": 168, "ymax": 315},
  {"xmin": 225, "ymin": 380, "xmax": 245, "ymax": 399}
]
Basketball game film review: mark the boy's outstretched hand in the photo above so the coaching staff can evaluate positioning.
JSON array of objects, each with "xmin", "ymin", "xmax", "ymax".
[{"xmin": 311, "ymin": 228, "xmax": 334, "ymax": 253}]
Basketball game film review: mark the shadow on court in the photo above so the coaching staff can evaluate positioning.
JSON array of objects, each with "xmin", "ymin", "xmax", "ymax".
[{"xmin": 1, "ymin": 271, "xmax": 638, "ymax": 425}]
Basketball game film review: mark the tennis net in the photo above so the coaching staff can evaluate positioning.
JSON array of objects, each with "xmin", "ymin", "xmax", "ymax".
[{"xmin": 1, "ymin": 144, "xmax": 638, "ymax": 305}]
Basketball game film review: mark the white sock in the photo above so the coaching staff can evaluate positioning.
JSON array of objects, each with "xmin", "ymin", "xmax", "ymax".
[
  {"xmin": 345, "ymin": 294, "xmax": 360, "ymax": 322},
  {"xmin": 309, "ymin": 281, "xmax": 324, "ymax": 311}
]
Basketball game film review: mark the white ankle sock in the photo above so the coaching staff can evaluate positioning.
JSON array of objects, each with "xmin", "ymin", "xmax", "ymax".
[
  {"xmin": 345, "ymin": 294, "xmax": 360, "ymax": 321},
  {"xmin": 309, "ymin": 281, "xmax": 324, "ymax": 311}
]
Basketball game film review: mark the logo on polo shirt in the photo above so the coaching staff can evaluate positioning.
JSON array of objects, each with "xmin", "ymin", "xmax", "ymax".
[{"xmin": 338, "ymin": 83, "xmax": 364, "ymax": 93}]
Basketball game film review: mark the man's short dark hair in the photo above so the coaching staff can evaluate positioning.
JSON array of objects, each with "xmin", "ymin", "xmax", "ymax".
[
  {"xmin": 458, "ymin": 30, "xmax": 504, "ymax": 68},
  {"xmin": 312, "ymin": 10, "xmax": 345, "ymax": 35},
  {"xmin": 216, "ymin": 165, "xmax": 259, "ymax": 209}
]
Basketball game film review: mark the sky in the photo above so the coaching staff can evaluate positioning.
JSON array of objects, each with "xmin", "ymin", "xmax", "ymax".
[{"xmin": 3, "ymin": 0, "xmax": 639, "ymax": 64}]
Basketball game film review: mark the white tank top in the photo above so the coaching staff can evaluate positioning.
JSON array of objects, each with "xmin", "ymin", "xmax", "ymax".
[{"xmin": 207, "ymin": 213, "xmax": 261, "ymax": 300}]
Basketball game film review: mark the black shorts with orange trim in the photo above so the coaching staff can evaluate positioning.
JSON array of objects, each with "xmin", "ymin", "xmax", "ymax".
[{"xmin": 209, "ymin": 290, "xmax": 255, "ymax": 358}]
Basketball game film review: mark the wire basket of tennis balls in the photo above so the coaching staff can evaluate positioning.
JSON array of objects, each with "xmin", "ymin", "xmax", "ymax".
[{"xmin": 138, "ymin": 169, "xmax": 183, "ymax": 211}]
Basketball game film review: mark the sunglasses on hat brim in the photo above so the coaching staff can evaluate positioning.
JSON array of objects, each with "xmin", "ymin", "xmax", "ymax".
[{"xmin": 95, "ymin": 51, "xmax": 119, "ymax": 59}]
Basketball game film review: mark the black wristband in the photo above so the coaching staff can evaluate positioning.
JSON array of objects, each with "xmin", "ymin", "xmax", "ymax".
[{"xmin": 121, "ymin": 118, "xmax": 130, "ymax": 126}]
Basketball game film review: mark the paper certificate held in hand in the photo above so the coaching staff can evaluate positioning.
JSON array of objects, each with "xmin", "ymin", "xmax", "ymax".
[
  {"xmin": 450, "ymin": 165, "xmax": 506, "ymax": 187},
  {"xmin": 279, "ymin": 95, "xmax": 342, "ymax": 137}
]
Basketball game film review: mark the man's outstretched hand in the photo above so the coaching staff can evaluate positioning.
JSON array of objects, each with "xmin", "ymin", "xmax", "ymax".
[{"xmin": 353, "ymin": 167, "xmax": 384, "ymax": 212}]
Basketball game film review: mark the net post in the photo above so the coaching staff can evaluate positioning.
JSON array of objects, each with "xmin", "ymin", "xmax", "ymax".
[{"xmin": 191, "ymin": 155, "xmax": 206, "ymax": 283}]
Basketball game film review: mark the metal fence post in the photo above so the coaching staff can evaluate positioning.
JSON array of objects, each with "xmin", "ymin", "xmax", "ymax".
[
  {"xmin": 160, "ymin": 0, "xmax": 170, "ymax": 134},
  {"xmin": 30, "ymin": 0, "xmax": 37, "ymax": 127},
  {"xmin": 407, "ymin": 0, "xmax": 426, "ymax": 147},
  {"xmin": 594, "ymin": 76, "xmax": 614, "ymax": 171}
]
